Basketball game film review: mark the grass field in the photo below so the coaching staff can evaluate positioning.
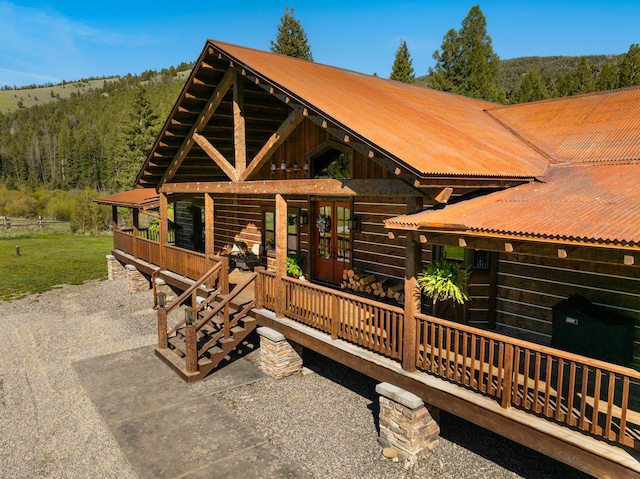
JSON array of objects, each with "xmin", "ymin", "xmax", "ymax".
[{"xmin": 0, "ymin": 230, "xmax": 113, "ymax": 301}]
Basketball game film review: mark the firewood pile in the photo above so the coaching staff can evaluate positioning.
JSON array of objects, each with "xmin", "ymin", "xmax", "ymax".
[{"xmin": 341, "ymin": 268, "xmax": 405, "ymax": 302}]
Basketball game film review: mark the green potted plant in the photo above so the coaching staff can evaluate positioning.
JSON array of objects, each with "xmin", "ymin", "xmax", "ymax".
[
  {"xmin": 286, "ymin": 256, "xmax": 304, "ymax": 278},
  {"xmin": 417, "ymin": 259, "xmax": 470, "ymax": 321}
]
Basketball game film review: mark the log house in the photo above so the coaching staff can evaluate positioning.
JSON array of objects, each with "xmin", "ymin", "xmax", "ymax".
[{"xmin": 96, "ymin": 40, "xmax": 640, "ymax": 478}]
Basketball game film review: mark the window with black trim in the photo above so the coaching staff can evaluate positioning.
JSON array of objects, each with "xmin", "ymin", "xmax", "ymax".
[{"xmin": 262, "ymin": 209, "xmax": 299, "ymax": 256}]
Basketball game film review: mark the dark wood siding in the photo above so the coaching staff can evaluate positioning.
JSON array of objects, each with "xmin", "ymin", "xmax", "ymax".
[{"xmin": 495, "ymin": 253, "xmax": 640, "ymax": 365}]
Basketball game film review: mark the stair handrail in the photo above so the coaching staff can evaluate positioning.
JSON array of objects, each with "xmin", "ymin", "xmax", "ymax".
[
  {"xmin": 195, "ymin": 271, "xmax": 257, "ymax": 331},
  {"xmin": 166, "ymin": 258, "xmax": 224, "ymax": 315},
  {"xmin": 163, "ymin": 257, "xmax": 226, "ymax": 340},
  {"xmin": 196, "ymin": 271, "xmax": 257, "ymax": 357}
]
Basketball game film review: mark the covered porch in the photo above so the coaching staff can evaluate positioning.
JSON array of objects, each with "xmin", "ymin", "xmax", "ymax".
[{"xmin": 100, "ymin": 189, "xmax": 640, "ymax": 479}]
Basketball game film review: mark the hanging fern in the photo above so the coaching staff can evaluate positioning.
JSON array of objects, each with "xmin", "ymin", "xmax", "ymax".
[{"xmin": 417, "ymin": 260, "xmax": 470, "ymax": 308}]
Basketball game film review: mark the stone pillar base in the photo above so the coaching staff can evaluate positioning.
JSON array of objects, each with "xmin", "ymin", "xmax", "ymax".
[
  {"xmin": 107, "ymin": 254, "xmax": 127, "ymax": 281},
  {"xmin": 154, "ymin": 278, "xmax": 178, "ymax": 304},
  {"xmin": 125, "ymin": 264, "xmax": 150, "ymax": 293},
  {"xmin": 257, "ymin": 327, "xmax": 303, "ymax": 379},
  {"xmin": 376, "ymin": 382, "xmax": 440, "ymax": 464}
]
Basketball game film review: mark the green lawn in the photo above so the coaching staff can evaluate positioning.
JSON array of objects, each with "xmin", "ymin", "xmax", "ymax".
[{"xmin": 0, "ymin": 232, "xmax": 113, "ymax": 301}]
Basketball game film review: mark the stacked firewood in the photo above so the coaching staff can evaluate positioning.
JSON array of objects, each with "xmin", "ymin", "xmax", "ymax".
[{"xmin": 341, "ymin": 269, "xmax": 405, "ymax": 302}]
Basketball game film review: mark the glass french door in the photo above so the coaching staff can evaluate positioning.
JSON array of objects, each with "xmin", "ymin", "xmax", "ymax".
[{"xmin": 313, "ymin": 200, "xmax": 351, "ymax": 284}]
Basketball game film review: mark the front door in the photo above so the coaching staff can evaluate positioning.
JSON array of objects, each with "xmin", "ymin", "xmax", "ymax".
[{"xmin": 313, "ymin": 200, "xmax": 352, "ymax": 284}]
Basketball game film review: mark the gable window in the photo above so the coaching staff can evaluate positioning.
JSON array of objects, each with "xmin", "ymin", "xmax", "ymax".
[{"xmin": 308, "ymin": 140, "xmax": 353, "ymax": 179}]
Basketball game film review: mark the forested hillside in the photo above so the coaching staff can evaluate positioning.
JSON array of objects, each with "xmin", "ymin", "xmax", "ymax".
[{"xmin": 0, "ymin": 66, "xmax": 190, "ymax": 193}]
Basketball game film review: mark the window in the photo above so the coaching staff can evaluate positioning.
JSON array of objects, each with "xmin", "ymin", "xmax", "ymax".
[
  {"xmin": 264, "ymin": 211, "xmax": 275, "ymax": 253},
  {"xmin": 263, "ymin": 209, "xmax": 299, "ymax": 256},
  {"xmin": 434, "ymin": 245, "xmax": 490, "ymax": 270}
]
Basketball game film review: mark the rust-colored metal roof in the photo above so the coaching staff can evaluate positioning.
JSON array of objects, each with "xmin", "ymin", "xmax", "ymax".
[
  {"xmin": 385, "ymin": 164, "xmax": 640, "ymax": 248},
  {"xmin": 202, "ymin": 41, "xmax": 549, "ymax": 178},
  {"xmin": 487, "ymin": 87, "xmax": 640, "ymax": 165},
  {"xmin": 94, "ymin": 189, "xmax": 160, "ymax": 209}
]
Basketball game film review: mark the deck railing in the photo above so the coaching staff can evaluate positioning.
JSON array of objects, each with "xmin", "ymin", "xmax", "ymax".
[
  {"xmin": 414, "ymin": 312, "xmax": 640, "ymax": 450},
  {"xmin": 136, "ymin": 237, "xmax": 161, "ymax": 265},
  {"xmin": 255, "ymin": 271, "xmax": 640, "ymax": 450},
  {"xmin": 163, "ymin": 245, "xmax": 208, "ymax": 281},
  {"xmin": 257, "ymin": 272, "xmax": 402, "ymax": 360},
  {"xmin": 113, "ymin": 229, "xmax": 135, "ymax": 254}
]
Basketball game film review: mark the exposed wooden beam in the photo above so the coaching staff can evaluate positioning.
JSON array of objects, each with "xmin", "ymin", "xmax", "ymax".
[
  {"xmin": 406, "ymin": 232, "xmax": 640, "ymax": 267},
  {"xmin": 239, "ymin": 108, "xmax": 306, "ymax": 182},
  {"xmin": 157, "ymin": 68, "xmax": 235, "ymax": 188},
  {"xmin": 192, "ymin": 132, "xmax": 238, "ymax": 181},
  {"xmin": 160, "ymin": 178, "xmax": 426, "ymax": 197},
  {"xmin": 233, "ymin": 69, "xmax": 246, "ymax": 174}
]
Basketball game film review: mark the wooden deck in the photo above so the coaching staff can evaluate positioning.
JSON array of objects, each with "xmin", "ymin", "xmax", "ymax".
[{"xmin": 109, "ymin": 236, "xmax": 640, "ymax": 478}]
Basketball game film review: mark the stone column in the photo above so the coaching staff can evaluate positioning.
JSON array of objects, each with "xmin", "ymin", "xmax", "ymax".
[
  {"xmin": 154, "ymin": 277, "xmax": 178, "ymax": 304},
  {"xmin": 107, "ymin": 254, "xmax": 127, "ymax": 281},
  {"xmin": 376, "ymin": 382, "xmax": 440, "ymax": 464},
  {"xmin": 125, "ymin": 264, "xmax": 150, "ymax": 293},
  {"xmin": 256, "ymin": 327, "xmax": 302, "ymax": 379}
]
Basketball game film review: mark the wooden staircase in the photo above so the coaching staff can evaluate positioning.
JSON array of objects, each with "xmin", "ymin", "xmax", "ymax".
[{"xmin": 154, "ymin": 259, "xmax": 259, "ymax": 382}]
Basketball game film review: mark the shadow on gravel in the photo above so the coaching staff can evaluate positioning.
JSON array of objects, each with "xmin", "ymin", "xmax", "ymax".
[{"xmin": 299, "ymin": 347, "xmax": 593, "ymax": 479}]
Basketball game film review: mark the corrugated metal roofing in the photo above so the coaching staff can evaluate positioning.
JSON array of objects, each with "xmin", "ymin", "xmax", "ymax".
[
  {"xmin": 212, "ymin": 41, "xmax": 549, "ymax": 178},
  {"xmin": 385, "ymin": 164, "xmax": 640, "ymax": 247},
  {"xmin": 94, "ymin": 189, "xmax": 160, "ymax": 209},
  {"xmin": 487, "ymin": 87, "xmax": 640, "ymax": 165}
]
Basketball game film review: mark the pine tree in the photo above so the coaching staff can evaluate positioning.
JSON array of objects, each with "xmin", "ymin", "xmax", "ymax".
[
  {"xmin": 596, "ymin": 63, "xmax": 618, "ymax": 91},
  {"xmin": 270, "ymin": 6, "xmax": 313, "ymax": 61},
  {"xmin": 618, "ymin": 43, "xmax": 640, "ymax": 87},
  {"xmin": 573, "ymin": 57, "xmax": 596, "ymax": 94},
  {"xmin": 429, "ymin": 5, "xmax": 505, "ymax": 103},
  {"xmin": 389, "ymin": 40, "xmax": 415, "ymax": 84},
  {"xmin": 112, "ymin": 85, "xmax": 160, "ymax": 190},
  {"xmin": 511, "ymin": 69, "xmax": 550, "ymax": 104}
]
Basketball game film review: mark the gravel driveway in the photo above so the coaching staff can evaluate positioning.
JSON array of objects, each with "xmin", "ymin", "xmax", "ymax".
[{"xmin": 0, "ymin": 278, "xmax": 592, "ymax": 478}]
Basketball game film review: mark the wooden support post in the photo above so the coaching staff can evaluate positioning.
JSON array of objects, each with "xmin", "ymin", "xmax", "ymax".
[
  {"xmin": 254, "ymin": 266, "xmax": 265, "ymax": 309},
  {"xmin": 402, "ymin": 197, "xmax": 423, "ymax": 373},
  {"xmin": 233, "ymin": 69, "xmax": 246, "ymax": 176},
  {"xmin": 157, "ymin": 307, "xmax": 168, "ymax": 349},
  {"xmin": 159, "ymin": 193, "xmax": 168, "ymax": 269},
  {"xmin": 112, "ymin": 205, "xmax": 118, "ymax": 231},
  {"xmin": 501, "ymin": 344, "xmax": 515, "ymax": 409},
  {"xmin": 132, "ymin": 208, "xmax": 139, "ymax": 258},
  {"xmin": 275, "ymin": 194, "xmax": 287, "ymax": 318},
  {"xmin": 205, "ymin": 193, "xmax": 215, "ymax": 287}
]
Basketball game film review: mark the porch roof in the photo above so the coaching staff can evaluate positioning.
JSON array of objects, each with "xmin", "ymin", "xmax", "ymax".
[
  {"xmin": 385, "ymin": 163, "xmax": 640, "ymax": 249},
  {"xmin": 94, "ymin": 189, "xmax": 160, "ymax": 209}
]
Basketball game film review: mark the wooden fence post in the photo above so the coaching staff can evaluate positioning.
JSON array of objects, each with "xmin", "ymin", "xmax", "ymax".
[{"xmin": 331, "ymin": 295, "xmax": 339, "ymax": 340}]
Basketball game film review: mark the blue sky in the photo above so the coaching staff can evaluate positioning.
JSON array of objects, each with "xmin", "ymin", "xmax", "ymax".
[{"xmin": 1, "ymin": 1, "xmax": 639, "ymax": 87}]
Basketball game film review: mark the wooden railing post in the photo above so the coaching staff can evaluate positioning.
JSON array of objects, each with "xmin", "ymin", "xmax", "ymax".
[
  {"xmin": 254, "ymin": 267, "xmax": 265, "ymax": 309},
  {"xmin": 220, "ymin": 256, "xmax": 229, "ymax": 295},
  {"xmin": 402, "ymin": 232, "xmax": 421, "ymax": 372},
  {"xmin": 185, "ymin": 307, "xmax": 198, "ymax": 374},
  {"xmin": 501, "ymin": 343, "xmax": 515, "ymax": 409},
  {"xmin": 157, "ymin": 304, "xmax": 168, "ymax": 349}
]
